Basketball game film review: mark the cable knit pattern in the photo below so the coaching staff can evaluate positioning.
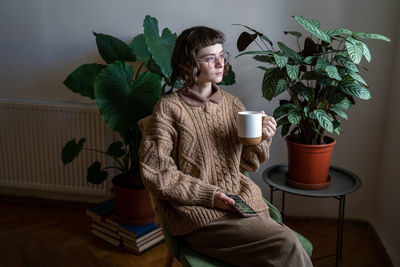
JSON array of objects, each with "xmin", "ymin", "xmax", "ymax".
[{"xmin": 139, "ymin": 85, "xmax": 270, "ymax": 235}]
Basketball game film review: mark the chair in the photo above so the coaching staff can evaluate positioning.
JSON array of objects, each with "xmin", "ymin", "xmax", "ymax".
[{"xmin": 163, "ymin": 198, "xmax": 313, "ymax": 267}]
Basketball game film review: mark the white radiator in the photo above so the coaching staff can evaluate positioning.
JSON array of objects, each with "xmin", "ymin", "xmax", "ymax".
[{"xmin": 0, "ymin": 99, "xmax": 114, "ymax": 202}]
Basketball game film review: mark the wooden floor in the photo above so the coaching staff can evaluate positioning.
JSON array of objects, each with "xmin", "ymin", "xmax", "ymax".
[{"xmin": 0, "ymin": 196, "xmax": 391, "ymax": 267}]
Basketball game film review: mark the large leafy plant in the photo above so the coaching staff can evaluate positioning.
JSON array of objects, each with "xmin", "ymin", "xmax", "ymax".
[
  {"xmin": 236, "ymin": 15, "xmax": 390, "ymax": 145},
  {"xmin": 62, "ymin": 15, "xmax": 235, "ymax": 188}
]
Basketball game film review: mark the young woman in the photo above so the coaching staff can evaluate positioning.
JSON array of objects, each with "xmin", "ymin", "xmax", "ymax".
[{"xmin": 139, "ymin": 26, "xmax": 312, "ymax": 266}]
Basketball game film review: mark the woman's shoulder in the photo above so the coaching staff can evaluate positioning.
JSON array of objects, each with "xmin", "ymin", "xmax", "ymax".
[{"xmin": 152, "ymin": 92, "xmax": 185, "ymax": 118}]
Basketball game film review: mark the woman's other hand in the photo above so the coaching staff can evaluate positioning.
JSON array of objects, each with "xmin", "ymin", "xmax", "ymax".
[
  {"xmin": 261, "ymin": 111, "xmax": 277, "ymax": 139},
  {"xmin": 214, "ymin": 192, "xmax": 235, "ymax": 210}
]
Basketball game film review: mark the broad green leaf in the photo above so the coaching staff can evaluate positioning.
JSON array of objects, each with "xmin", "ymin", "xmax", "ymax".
[
  {"xmin": 340, "ymin": 81, "xmax": 371, "ymax": 100},
  {"xmin": 61, "ymin": 138, "xmax": 85, "ymax": 165},
  {"xmin": 281, "ymin": 123, "xmax": 291, "ymax": 137},
  {"xmin": 288, "ymin": 109, "xmax": 301, "ymax": 125},
  {"xmin": 325, "ymin": 65, "xmax": 342, "ymax": 80},
  {"xmin": 315, "ymin": 57, "xmax": 328, "ymax": 70},
  {"xmin": 325, "ymin": 28, "xmax": 352, "ymax": 37},
  {"xmin": 143, "ymin": 15, "xmax": 177, "ymax": 78},
  {"xmin": 286, "ymin": 64, "xmax": 299, "ymax": 81},
  {"xmin": 331, "ymin": 106, "xmax": 348, "ymax": 120},
  {"xmin": 63, "ymin": 64, "xmax": 106, "ymax": 99},
  {"xmin": 130, "ymin": 34, "xmax": 150, "ymax": 62},
  {"xmin": 236, "ymin": 31, "xmax": 257, "ymax": 52},
  {"xmin": 262, "ymin": 68, "xmax": 280, "ymax": 101},
  {"xmin": 273, "ymin": 54, "xmax": 289, "ymax": 68},
  {"xmin": 314, "ymin": 109, "xmax": 333, "ymax": 133},
  {"xmin": 348, "ymin": 70, "xmax": 367, "ymax": 86},
  {"xmin": 277, "ymin": 42, "xmax": 302, "ymax": 62},
  {"xmin": 275, "ymin": 79, "xmax": 288, "ymax": 96},
  {"xmin": 253, "ymin": 55, "xmax": 274, "ymax": 63},
  {"xmin": 93, "ymin": 32, "xmax": 136, "ymax": 64},
  {"xmin": 336, "ymin": 98, "xmax": 352, "ymax": 110},
  {"xmin": 94, "ymin": 62, "xmax": 162, "ymax": 131},
  {"xmin": 352, "ymin": 32, "xmax": 391, "ymax": 42},
  {"xmin": 284, "ymin": 31, "xmax": 302, "ymax": 38},
  {"xmin": 107, "ymin": 141, "xmax": 125, "ymax": 157},
  {"xmin": 220, "ymin": 65, "xmax": 236, "ymax": 86},
  {"xmin": 87, "ymin": 161, "xmax": 108, "ymax": 184},
  {"xmin": 334, "ymin": 55, "xmax": 359, "ymax": 72},
  {"xmin": 293, "ymin": 15, "xmax": 331, "ymax": 43},
  {"xmin": 273, "ymin": 104, "xmax": 291, "ymax": 118},
  {"xmin": 236, "ymin": 50, "xmax": 274, "ymax": 58},
  {"xmin": 345, "ymin": 41, "xmax": 363, "ymax": 64}
]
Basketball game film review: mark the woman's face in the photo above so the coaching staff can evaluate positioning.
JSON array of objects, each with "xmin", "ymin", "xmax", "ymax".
[{"xmin": 195, "ymin": 43, "xmax": 225, "ymax": 85}]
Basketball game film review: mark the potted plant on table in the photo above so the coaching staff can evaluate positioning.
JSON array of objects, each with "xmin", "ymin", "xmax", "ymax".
[
  {"xmin": 62, "ymin": 15, "xmax": 235, "ymax": 225},
  {"xmin": 236, "ymin": 15, "xmax": 390, "ymax": 189}
]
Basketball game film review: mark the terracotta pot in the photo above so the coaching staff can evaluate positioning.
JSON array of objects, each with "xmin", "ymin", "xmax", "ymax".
[
  {"xmin": 112, "ymin": 176, "xmax": 155, "ymax": 226},
  {"xmin": 285, "ymin": 135, "xmax": 336, "ymax": 190}
]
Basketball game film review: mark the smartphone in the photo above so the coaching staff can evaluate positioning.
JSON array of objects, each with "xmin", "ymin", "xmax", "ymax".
[{"xmin": 227, "ymin": 194, "xmax": 258, "ymax": 217}]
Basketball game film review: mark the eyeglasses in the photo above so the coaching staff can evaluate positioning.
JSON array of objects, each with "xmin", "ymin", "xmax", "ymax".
[{"xmin": 196, "ymin": 52, "xmax": 230, "ymax": 68}]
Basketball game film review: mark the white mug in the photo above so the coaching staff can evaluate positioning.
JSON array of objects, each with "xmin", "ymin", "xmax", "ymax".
[{"xmin": 237, "ymin": 111, "xmax": 266, "ymax": 145}]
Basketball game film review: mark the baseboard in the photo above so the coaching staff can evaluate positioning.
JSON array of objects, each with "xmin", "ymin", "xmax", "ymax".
[
  {"xmin": 285, "ymin": 216, "xmax": 394, "ymax": 267},
  {"xmin": 0, "ymin": 186, "xmax": 111, "ymax": 204}
]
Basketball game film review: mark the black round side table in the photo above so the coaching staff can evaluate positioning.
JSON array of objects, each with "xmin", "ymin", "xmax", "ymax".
[{"xmin": 262, "ymin": 164, "xmax": 361, "ymax": 267}]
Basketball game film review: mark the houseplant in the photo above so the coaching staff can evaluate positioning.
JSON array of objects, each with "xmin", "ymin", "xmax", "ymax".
[
  {"xmin": 236, "ymin": 15, "xmax": 390, "ymax": 189},
  {"xmin": 62, "ymin": 15, "xmax": 235, "ymax": 224}
]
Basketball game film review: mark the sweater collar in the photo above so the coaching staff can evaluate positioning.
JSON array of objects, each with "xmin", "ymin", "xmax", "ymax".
[{"xmin": 177, "ymin": 83, "xmax": 223, "ymax": 107}]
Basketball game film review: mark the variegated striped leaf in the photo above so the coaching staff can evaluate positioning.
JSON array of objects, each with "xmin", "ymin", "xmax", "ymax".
[
  {"xmin": 345, "ymin": 41, "xmax": 363, "ymax": 64},
  {"xmin": 288, "ymin": 109, "xmax": 302, "ymax": 125},
  {"xmin": 331, "ymin": 106, "xmax": 348, "ymax": 120},
  {"xmin": 293, "ymin": 15, "xmax": 331, "ymax": 43},
  {"xmin": 340, "ymin": 81, "xmax": 371, "ymax": 100},
  {"xmin": 314, "ymin": 109, "xmax": 333, "ymax": 133},
  {"xmin": 277, "ymin": 42, "xmax": 302, "ymax": 62},
  {"xmin": 348, "ymin": 70, "xmax": 367, "ymax": 86},
  {"xmin": 325, "ymin": 28, "xmax": 352, "ymax": 37},
  {"xmin": 273, "ymin": 54, "xmax": 289, "ymax": 68},
  {"xmin": 352, "ymin": 32, "xmax": 391, "ymax": 42},
  {"xmin": 262, "ymin": 68, "xmax": 280, "ymax": 101},
  {"xmin": 275, "ymin": 79, "xmax": 288, "ymax": 96},
  {"xmin": 286, "ymin": 64, "xmax": 299, "ymax": 81},
  {"xmin": 325, "ymin": 65, "xmax": 342, "ymax": 80},
  {"xmin": 336, "ymin": 98, "xmax": 352, "ymax": 110},
  {"xmin": 315, "ymin": 57, "xmax": 328, "ymax": 70},
  {"xmin": 335, "ymin": 55, "xmax": 359, "ymax": 73}
]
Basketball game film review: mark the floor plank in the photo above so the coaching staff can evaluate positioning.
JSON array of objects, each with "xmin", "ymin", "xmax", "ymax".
[{"xmin": 0, "ymin": 197, "xmax": 390, "ymax": 267}]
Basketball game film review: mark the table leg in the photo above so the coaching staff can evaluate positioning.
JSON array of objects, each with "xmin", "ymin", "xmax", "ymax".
[
  {"xmin": 270, "ymin": 186, "xmax": 274, "ymax": 204},
  {"xmin": 336, "ymin": 195, "xmax": 346, "ymax": 267}
]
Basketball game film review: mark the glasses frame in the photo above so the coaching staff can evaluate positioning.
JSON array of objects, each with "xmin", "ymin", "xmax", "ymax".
[{"xmin": 196, "ymin": 52, "xmax": 230, "ymax": 68}]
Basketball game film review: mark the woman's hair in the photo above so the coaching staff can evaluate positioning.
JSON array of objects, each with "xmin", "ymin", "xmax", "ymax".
[{"xmin": 170, "ymin": 26, "xmax": 226, "ymax": 90}]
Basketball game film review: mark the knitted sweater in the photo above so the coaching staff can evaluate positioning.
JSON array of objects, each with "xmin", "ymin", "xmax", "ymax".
[{"xmin": 139, "ymin": 84, "xmax": 270, "ymax": 236}]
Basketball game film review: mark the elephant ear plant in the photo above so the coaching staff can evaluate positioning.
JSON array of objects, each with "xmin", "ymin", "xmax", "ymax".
[
  {"xmin": 62, "ymin": 15, "xmax": 235, "ymax": 189},
  {"xmin": 236, "ymin": 15, "xmax": 390, "ymax": 145}
]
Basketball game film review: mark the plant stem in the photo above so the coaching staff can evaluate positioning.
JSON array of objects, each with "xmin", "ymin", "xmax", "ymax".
[{"xmin": 135, "ymin": 61, "xmax": 145, "ymax": 80}]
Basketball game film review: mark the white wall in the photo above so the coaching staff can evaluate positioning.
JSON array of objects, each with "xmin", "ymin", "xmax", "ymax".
[
  {"xmin": 1, "ymin": 0, "xmax": 399, "ymax": 264},
  {"xmin": 373, "ymin": 15, "xmax": 400, "ymax": 266}
]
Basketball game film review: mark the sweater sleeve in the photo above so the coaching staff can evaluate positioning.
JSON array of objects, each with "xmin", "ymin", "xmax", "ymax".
[
  {"xmin": 232, "ymin": 96, "xmax": 272, "ymax": 172},
  {"xmin": 138, "ymin": 101, "xmax": 219, "ymax": 209}
]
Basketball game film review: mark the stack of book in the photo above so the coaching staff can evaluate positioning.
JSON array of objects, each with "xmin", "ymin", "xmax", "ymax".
[{"xmin": 86, "ymin": 199, "xmax": 164, "ymax": 255}]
